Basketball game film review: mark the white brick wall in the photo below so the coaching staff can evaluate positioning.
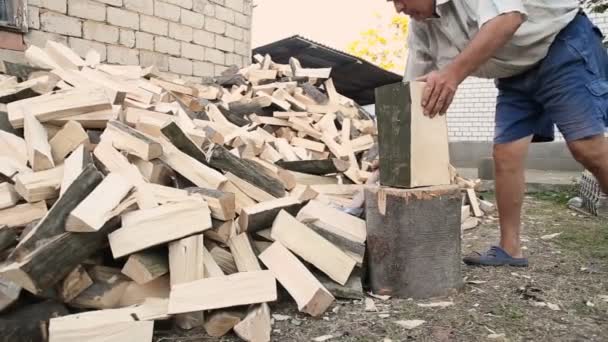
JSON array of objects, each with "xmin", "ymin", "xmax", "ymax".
[
  {"xmin": 448, "ymin": 12, "xmax": 608, "ymax": 142},
  {"xmin": 2, "ymin": 0, "xmax": 253, "ymax": 78}
]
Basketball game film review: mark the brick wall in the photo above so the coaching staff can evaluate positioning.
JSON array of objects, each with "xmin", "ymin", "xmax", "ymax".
[
  {"xmin": 0, "ymin": 0, "xmax": 253, "ymax": 82},
  {"xmin": 447, "ymin": 12, "xmax": 608, "ymax": 142}
]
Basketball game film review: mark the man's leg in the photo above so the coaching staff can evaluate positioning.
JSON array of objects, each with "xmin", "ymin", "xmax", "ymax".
[
  {"xmin": 567, "ymin": 134, "xmax": 608, "ymax": 193},
  {"xmin": 493, "ymin": 135, "xmax": 533, "ymax": 258}
]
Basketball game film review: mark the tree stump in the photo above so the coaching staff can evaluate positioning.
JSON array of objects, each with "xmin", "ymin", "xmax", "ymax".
[{"xmin": 364, "ymin": 185, "xmax": 463, "ymax": 299}]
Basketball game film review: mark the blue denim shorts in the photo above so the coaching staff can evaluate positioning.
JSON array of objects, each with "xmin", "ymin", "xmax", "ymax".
[{"xmin": 494, "ymin": 12, "xmax": 608, "ymax": 144}]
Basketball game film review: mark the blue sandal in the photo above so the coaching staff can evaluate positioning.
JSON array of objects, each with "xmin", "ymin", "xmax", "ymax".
[{"xmin": 463, "ymin": 246, "xmax": 528, "ymax": 267}]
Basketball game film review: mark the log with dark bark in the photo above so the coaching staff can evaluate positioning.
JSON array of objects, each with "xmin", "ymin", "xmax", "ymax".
[
  {"xmin": 10, "ymin": 164, "xmax": 104, "ymax": 261},
  {"xmin": 0, "ymin": 299, "xmax": 69, "ymax": 342},
  {"xmin": 209, "ymin": 145, "xmax": 285, "ymax": 198},
  {"xmin": 0, "ymin": 112, "xmax": 17, "ymax": 135},
  {"xmin": 364, "ymin": 185, "xmax": 463, "ymax": 299},
  {"xmin": 2, "ymin": 61, "xmax": 49, "ymax": 81},
  {"xmin": 218, "ymin": 106, "xmax": 251, "ymax": 126},
  {"xmin": 315, "ymin": 269, "xmax": 364, "ymax": 300},
  {"xmin": 276, "ymin": 159, "xmax": 349, "ymax": 176},
  {"xmin": 215, "ymin": 66, "xmax": 247, "ymax": 87},
  {"xmin": 0, "ymin": 226, "xmax": 18, "ymax": 253},
  {"xmin": 160, "ymin": 121, "xmax": 211, "ymax": 166},
  {"xmin": 301, "ymin": 83, "xmax": 328, "ymax": 105},
  {"xmin": 0, "ymin": 217, "xmax": 120, "ymax": 295}
]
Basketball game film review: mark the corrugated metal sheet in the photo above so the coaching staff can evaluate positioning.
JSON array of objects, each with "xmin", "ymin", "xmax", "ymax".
[{"xmin": 253, "ymin": 35, "xmax": 402, "ymax": 105}]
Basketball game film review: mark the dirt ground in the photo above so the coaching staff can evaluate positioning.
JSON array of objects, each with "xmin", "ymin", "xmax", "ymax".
[{"xmin": 155, "ymin": 189, "xmax": 608, "ymax": 342}]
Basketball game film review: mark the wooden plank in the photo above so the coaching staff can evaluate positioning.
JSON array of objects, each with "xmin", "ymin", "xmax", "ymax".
[
  {"xmin": 49, "ymin": 108, "xmax": 117, "ymax": 129},
  {"xmin": 0, "ymin": 183, "xmax": 19, "ymax": 210},
  {"xmin": 291, "ymin": 171, "xmax": 338, "ymax": 186},
  {"xmin": 150, "ymin": 78, "xmax": 196, "ymax": 96},
  {"xmin": 49, "ymin": 320, "xmax": 153, "ymax": 342},
  {"xmin": 228, "ymin": 233, "xmax": 261, "ymax": 272},
  {"xmin": 239, "ymin": 197, "xmax": 303, "ymax": 233},
  {"xmin": 168, "ymin": 271, "xmax": 277, "ymax": 314},
  {"xmin": 8, "ymin": 87, "xmax": 112, "ymax": 128},
  {"xmin": 24, "ymin": 112, "xmax": 55, "ymax": 171},
  {"xmin": 0, "ymin": 201, "xmax": 47, "ymax": 229},
  {"xmin": 109, "ymin": 201, "xmax": 212, "ymax": 258},
  {"xmin": 259, "ymin": 242, "xmax": 334, "ymax": 316},
  {"xmin": 288, "ymin": 117, "xmax": 322, "ymax": 139},
  {"xmin": 14, "ymin": 165, "xmax": 64, "ymax": 203},
  {"xmin": 274, "ymin": 138, "xmax": 299, "ymax": 161},
  {"xmin": 271, "ymin": 210, "xmax": 355, "ymax": 285},
  {"xmin": 122, "ymin": 251, "xmax": 169, "ymax": 285},
  {"xmin": 49, "ymin": 120, "xmax": 89, "ymax": 163},
  {"xmin": 225, "ymin": 172, "xmax": 276, "ymax": 203},
  {"xmin": 66, "ymin": 172, "xmax": 133, "ymax": 232},
  {"xmin": 291, "ymin": 137, "xmax": 325, "ymax": 153},
  {"xmin": 0, "ymin": 130, "xmax": 28, "ymax": 166},
  {"xmin": 58, "ymin": 264, "xmax": 93, "ymax": 302},
  {"xmin": 101, "ymin": 120, "xmax": 163, "ymax": 161},
  {"xmin": 466, "ymin": 189, "xmax": 484, "ymax": 217},
  {"xmin": 125, "ymin": 107, "xmax": 173, "ymax": 127},
  {"xmin": 60, "ymin": 144, "xmax": 88, "ymax": 197}
]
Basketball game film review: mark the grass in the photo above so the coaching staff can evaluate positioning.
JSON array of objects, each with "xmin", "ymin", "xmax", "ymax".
[{"xmin": 529, "ymin": 187, "xmax": 579, "ymax": 206}]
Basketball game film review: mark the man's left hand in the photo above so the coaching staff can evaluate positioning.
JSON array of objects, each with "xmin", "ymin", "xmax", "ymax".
[{"xmin": 417, "ymin": 69, "xmax": 460, "ymax": 118}]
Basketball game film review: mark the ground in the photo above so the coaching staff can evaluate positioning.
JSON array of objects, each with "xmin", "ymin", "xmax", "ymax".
[{"xmin": 155, "ymin": 189, "xmax": 608, "ymax": 342}]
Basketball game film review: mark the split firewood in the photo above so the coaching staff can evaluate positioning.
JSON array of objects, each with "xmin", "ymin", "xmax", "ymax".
[
  {"xmin": 58, "ymin": 264, "xmax": 94, "ymax": 302},
  {"xmin": 239, "ymin": 197, "xmax": 303, "ymax": 233},
  {"xmin": 101, "ymin": 120, "xmax": 163, "ymax": 161},
  {"xmin": 122, "ymin": 251, "xmax": 169, "ymax": 285},
  {"xmin": 0, "ymin": 201, "xmax": 47, "ymax": 229},
  {"xmin": 466, "ymin": 189, "xmax": 484, "ymax": 217},
  {"xmin": 204, "ymin": 310, "xmax": 244, "ymax": 337},
  {"xmin": 207, "ymin": 243, "xmax": 238, "ymax": 275},
  {"xmin": 24, "ymin": 112, "xmax": 54, "ymax": 171},
  {"xmin": 0, "ymin": 130, "xmax": 28, "ymax": 166}
]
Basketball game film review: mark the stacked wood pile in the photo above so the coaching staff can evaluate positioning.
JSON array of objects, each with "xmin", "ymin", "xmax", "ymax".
[{"xmin": 0, "ymin": 42, "xmax": 377, "ymax": 342}]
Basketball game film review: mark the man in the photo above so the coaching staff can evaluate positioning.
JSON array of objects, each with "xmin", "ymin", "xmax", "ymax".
[{"xmin": 390, "ymin": 0, "xmax": 608, "ymax": 266}]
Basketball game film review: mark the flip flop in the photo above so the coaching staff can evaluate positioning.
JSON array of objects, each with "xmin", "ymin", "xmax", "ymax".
[{"xmin": 463, "ymin": 246, "xmax": 528, "ymax": 267}]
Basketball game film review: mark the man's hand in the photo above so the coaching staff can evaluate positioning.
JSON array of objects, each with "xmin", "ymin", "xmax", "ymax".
[{"xmin": 417, "ymin": 69, "xmax": 460, "ymax": 118}]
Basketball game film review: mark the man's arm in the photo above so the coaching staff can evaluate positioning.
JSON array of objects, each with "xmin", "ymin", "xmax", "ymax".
[{"xmin": 421, "ymin": 12, "xmax": 525, "ymax": 117}]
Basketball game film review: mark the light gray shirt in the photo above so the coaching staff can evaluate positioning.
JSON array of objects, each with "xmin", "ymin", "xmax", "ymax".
[{"xmin": 404, "ymin": 0, "xmax": 580, "ymax": 80}]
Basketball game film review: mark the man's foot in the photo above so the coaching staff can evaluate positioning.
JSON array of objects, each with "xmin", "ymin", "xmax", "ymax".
[{"xmin": 463, "ymin": 246, "xmax": 528, "ymax": 267}]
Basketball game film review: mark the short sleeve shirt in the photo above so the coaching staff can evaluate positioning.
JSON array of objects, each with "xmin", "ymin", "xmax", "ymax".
[{"xmin": 404, "ymin": 0, "xmax": 581, "ymax": 80}]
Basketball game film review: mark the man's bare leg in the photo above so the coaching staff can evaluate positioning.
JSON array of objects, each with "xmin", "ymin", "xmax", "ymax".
[
  {"xmin": 567, "ymin": 134, "xmax": 608, "ymax": 193},
  {"xmin": 493, "ymin": 135, "xmax": 533, "ymax": 258}
]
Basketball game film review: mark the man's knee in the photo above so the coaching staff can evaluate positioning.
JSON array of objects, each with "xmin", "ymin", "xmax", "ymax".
[
  {"xmin": 493, "ymin": 144, "xmax": 526, "ymax": 173},
  {"xmin": 568, "ymin": 135, "xmax": 608, "ymax": 171}
]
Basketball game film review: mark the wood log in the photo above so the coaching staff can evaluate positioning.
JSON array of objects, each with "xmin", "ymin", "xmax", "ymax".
[
  {"xmin": 259, "ymin": 242, "xmax": 334, "ymax": 316},
  {"xmin": 233, "ymin": 303, "xmax": 271, "ymax": 342},
  {"xmin": 14, "ymin": 165, "xmax": 63, "ymax": 203},
  {"xmin": 168, "ymin": 271, "xmax": 276, "ymax": 314},
  {"xmin": 101, "ymin": 120, "xmax": 162, "ymax": 161},
  {"xmin": 0, "ymin": 131, "xmax": 27, "ymax": 166},
  {"xmin": 58, "ymin": 264, "xmax": 93, "ymax": 302},
  {"xmin": 59, "ymin": 144, "xmax": 89, "ymax": 197},
  {"xmin": 375, "ymin": 81, "xmax": 451, "ymax": 188},
  {"xmin": 239, "ymin": 197, "xmax": 303, "ymax": 233},
  {"xmin": 271, "ymin": 210, "xmax": 355, "ymax": 285},
  {"xmin": 219, "ymin": 180, "xmax": 256, "ymax": 214},
  {"xmin": 66, "ymin": 172, "xmax": 133, "ymax": 232},
  {"xmin": 296, "ymin": 200, "xmax": 366, "ymax": 264},
  {"xmin": 0, "ymin": 201, "xmax": 47, "ymax": 229},
  {"xmin": 0, "ymin": 226, "xmax": 18, "ymax": 253},
  {"xmin": 466, "ymin": 189, "xmax": 484, "ymax": 217},
  {"xmin": 185, "ymin": 187, "xmax": 236, "ymax": 221},
  {"xmin": 48, "ymin": 120, "xmax": 89, "ymax": 164},
  {"xmin": 204, "ymin": 310, "xmax": 243, "ymax": 337},
  {"xmin": 11, "ymin": 164, "xmax": 103, "ymax": 261},
  {"xmin": 0, "ymin": 299, "xmax": 69, "ymax": 342},
  {"xmin": 121, "ymin": 251, "xmax": 169, "ymax": 285},
  {"xmin": 108, "ymin": 200, "xmax": 212, "ymax": 258},
  {"xmin": 118, "ymin": 275, "xmax": 170, "ymax": 307},
  {"xmin": 203, "ymin": 246, "xmax": 225, "ymax": 278},
  {"xmin": 168, "ymin": 234, "xmax": 205, "ymax": 329},
  {"xmin": 364, "ymin": 185, "xmax": 463, "ymax": 298},
  {"xmin": 315, "ymin": 270, "xmax": 364, "ymax": 300},
  {"xmin": 228, "ymin": 233, "xmax": 261, "ymax": 272},
  {"xmin": 69, "ymin": 266, "xmax": 131, "ymax": 309},
  {"xmin": 276, "ymin": 159, "xmax": 349, "ymax": 176},
  {"xmin": 8, "ymin": 87, "xmax": 113, "ymax": 128},
  {"xmin": 208, "ymin": 244, "xmax": 238, "ymax": 275},
  {"xmin": 49, "ymin": 320, "xmax": 153, "ymax": 342},
  {"xmin": 0, "ymin": 278, "xmax": 21, "ymax": 312},
  {"xmin": 0, "ymin": 183, "xmax": 19, "ymax": 210},
  {"xmin": 289, "ymin": 58, "xmax": 331, "ymax": 79},
  {"xmin": 24, "ymin": 113, "xmax": 55, "ymax": 171},
  {"xmin": 208, "ymin": 144, "xmax": 285, "ymax": 198},
  {"xmin": 225, "ymin": 172, "xmax": 276, "ymax": 203},
  {"xmin": 205, "ymin": 219, "xmax": 237, "ymax": 244},
  {"xmin": 0, "ymin": 218, "xmax": 119, "ymax": 294},
  {"xmin": 131, "ymin": 158, "xmax": 174, "ymax": 185}
]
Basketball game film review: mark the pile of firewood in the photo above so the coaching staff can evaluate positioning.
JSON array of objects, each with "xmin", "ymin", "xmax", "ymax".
[
  {"xmin": 0, "ymin": 41, "xmax": 380, "ymax": 342},
  {"xmin": 0, "ymin": 42, "xmax": 493, "ymax": 341}
]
